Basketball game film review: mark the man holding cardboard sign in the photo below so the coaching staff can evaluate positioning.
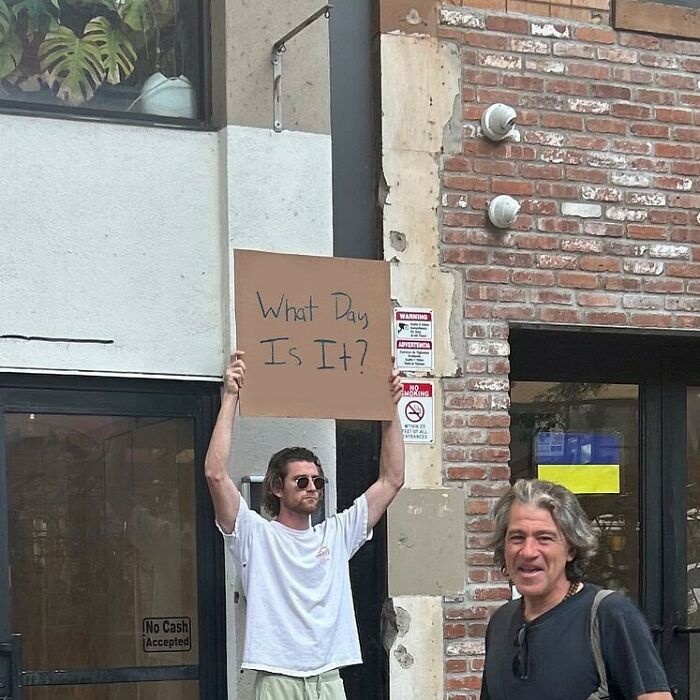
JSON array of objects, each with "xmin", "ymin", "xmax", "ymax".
[{"xmin": 205, "ymin": 350, "xmax": 405, "ymax": 700}]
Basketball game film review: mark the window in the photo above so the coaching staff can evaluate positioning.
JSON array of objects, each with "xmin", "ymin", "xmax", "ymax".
[
  {"xmin": 0, "ymin": 0, "xmax": 206, "ymax": 122},
  {"xmin": 614, "ymin": 0, "xmax": 700, "ymax": 41}
]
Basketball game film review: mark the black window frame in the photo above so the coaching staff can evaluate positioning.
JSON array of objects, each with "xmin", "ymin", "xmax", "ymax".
[
  {"xmin": 0, "ymin": 372, "xmax": 226, "ymax": 698},
  {"xmin": 0, "ymin": 0, "xmax": 213, "ymax": 130}
]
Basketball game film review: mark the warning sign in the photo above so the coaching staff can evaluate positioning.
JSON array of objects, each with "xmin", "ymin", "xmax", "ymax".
[
  {"xmin": 396, "ymin": 339, "xmax": 433, "ymax": 371},
  {"xmin": 143, "ymin": 617, "xmax": 191, "ymax": 653},
  {"xmin": 394, "ymin": 308, "xmax": 434, "ymax": 370},
  {"xmin": 394, "ymin": 308, "xmax": 433, "ymax": 339},
  {"xmin": 399, "ymin": 381, "xmax": 434, "ymax": 443}
]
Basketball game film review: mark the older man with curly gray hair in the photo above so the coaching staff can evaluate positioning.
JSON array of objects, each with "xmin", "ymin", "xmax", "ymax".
[{"xmin": 481, "ymin": 479, "xmax": 671, "ymax": 700}]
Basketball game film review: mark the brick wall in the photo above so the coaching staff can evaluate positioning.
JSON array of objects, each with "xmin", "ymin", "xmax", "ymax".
[
  {"xmin": 437, "ymin": 7, "xmax": 700, "ymax": 698},
  {"xmin": 448, "ymin": 0, "xmax": 610, "ymax": 27}
]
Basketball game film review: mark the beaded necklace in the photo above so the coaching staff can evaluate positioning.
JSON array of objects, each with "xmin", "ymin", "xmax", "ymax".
[{"xmin": 520, "ymin": 579, "xmax": 581, "ymax": 615}]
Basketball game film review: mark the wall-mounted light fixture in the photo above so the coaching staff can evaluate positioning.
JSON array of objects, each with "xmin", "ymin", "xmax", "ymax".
[
  {"xmin": 488, "ymin": 195, "xmax": 521, "ymax": 229},
  {"xmin": 481, "ymin": 103, "xmax": 517, "ymax": 141}
]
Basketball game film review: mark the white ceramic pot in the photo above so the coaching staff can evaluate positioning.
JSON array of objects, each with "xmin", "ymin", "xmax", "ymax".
[{"xmin": 132, "ymin": 72, "xmax": 196, "ymax": 119}]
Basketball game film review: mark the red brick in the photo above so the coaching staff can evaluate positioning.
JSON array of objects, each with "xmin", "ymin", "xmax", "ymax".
[
  {"xmin": 502, "ymin": 74, "xmax": 545, "ymax": 91},
  {"xmin": 629, "ymin": 313, "xmax": 673, "ymax": 328},
  {"xmin": 537, "ymin": 182, "xmax": 579, "ymax": 198},
  {"xmin": 463, "ymin": 68, "xmax": 499, "ymax": 86},
  {"xmin": 485, "ymin": 14, "xmax": 530, "ymax": 33},
  {"xmin": 611, "ymin": 67, "xmax": 653, "ymax": 84},
  {"xmin": 565, "ymin": 167, "xmax": 608, "ymax": 184},
  {"xmin": 532, "ymin": 289, "xmax": 574, "ymax": 304},
  {"xmin": 567, "ymin": 63, "xmax": 611, "ymax": 80},
  {"xmin": 472, "ymin": 160, "xmax": 518, "ymax": 176},
  {"xmin": 669, "ymin": 194, "xmax": 700, "ymax": 209},
  {"xmin": 558, "ymin": 271, "xmax": 598, "ymax": 289},
  {"xmin": 580, "ymin": 256, "xmax": 621, "ymax": 272},
  {"xmin": 548, "ymin": 79, "xmax": 589, "ymax": 96},
  {"xmin": 444, "ymin": 248, "xmax": 490, "ymax": 264},
  {"xmin": 586, "ymin": 118, "xmax": 627, "ymax": 135},
  {"xmin": 539, "ymin": 308, "xmax": 582, "ymax": 323},
  {"xmin": 642, "ymin": 278, "xmax": 684, "ymax": 294},
  {"xmin": 585, "ymin": 311, "xmax": 628, "ymax": 324},
  {"xmin": 573, "ymin": 25, "xmax": 614, "ymax": 43},
  {"xmin": 463, "ymin": 33, "xmax": 509, "ymax": 50},
  {"xmin": 610, "ymin": 103, "xmax": 653, "ymax": 120},
  {"xmin": 445, "ymin": 623, "xmax": 467, "ymax": 638},
  {"xmin": 635, "ymin": 89, "xmax": 675, "ymax": 105},
  {"xmin": 627, "ymin": 225, "xmax": 667, "ymax": 240},
  {"xmin": 511, "ymin": 270, "xmax": 555, "ymax": 285},
  {"xmin": 541, "ymin": 113, "xmax": 585, "ymax": 130},
  {"xmin": 465, "ymin": 268, "xmax": 510, "ymax": 283},
  {"xmin": 631, "ymin": 123, "xmax": 670, "ymax": 138},
  {"xmin": 591, "ymin": 84, "xmax": 631, "ymax": 100},
  {"xmin": 521, "ymin": 163, "xmax": 564, "ymax": 179},
  {"xmin": 492, "ymin": 179, "xmax": 535, "ymax": 195},
  {"xmin": 444, "ymin": 175, "xmax": 490, "ymax": 192},
  {"xmin": 446, "ymin": 660, "xmax": 469, "ymax": 674},
  {"xmin": 620, "ymin": 33, "xmax": 660, "ymax": 50},
  {"xmin": 667, "ymin": 263, "xmax": 700, "ymax": 278},
  {"xmin": 577, "ymin": 292, "xmax": 617, "ymax": 307},
  {"xmin": 656, "ymin": 108, "xmax": 694, "ymax": 125},
  {"xmin": 513, "ymin": 234, "xmax": 559, "ymax": 249},
  {"xmin": 657, "ymin": 73, "xmax": 697, "ymax": 90}
]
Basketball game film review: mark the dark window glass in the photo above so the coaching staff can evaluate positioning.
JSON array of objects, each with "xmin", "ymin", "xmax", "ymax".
[
  {"xmin": 0, "ymin": 0, "xmax": 203, "ymax": 121},
  {"xmin": 510, "ymin": 381, "xmax": 640, "ymax": 601}
]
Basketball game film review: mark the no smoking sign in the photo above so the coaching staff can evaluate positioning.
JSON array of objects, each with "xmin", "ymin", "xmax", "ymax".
[{"xmin": 399, "ymin": 381, "xmax": 434, "ymax": 444}]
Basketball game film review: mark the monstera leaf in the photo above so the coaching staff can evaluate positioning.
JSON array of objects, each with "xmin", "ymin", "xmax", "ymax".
[
  {"xmin": 11, "ymin": 0, "xmax": 59, "ymax": 34},
  {"xmin": 118, "ymin": 0, "xmax": 154, "ymax": 31},
  {"xmin": 40, "ymin": 24, "xmax": 105, "ymax": 105},
  {"xmin": 84, "ymin": 16, "xmax": 135, "ymax": 85},
  {"xmin": 0, "ymin": 31, "xmax": 22, "ymax": 77},
  {"xmin": 0, "ymin": 0, "xmax": 12, "ymax": 42}
]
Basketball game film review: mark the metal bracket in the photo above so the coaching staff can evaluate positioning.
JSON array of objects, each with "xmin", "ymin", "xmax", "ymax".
[{"xmin": 272, "ymin": 5, "xmax": 332, "ymax": 133}]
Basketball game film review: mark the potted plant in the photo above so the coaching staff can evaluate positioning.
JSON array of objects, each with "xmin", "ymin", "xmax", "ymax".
[{"xmin": 0, "ymin": 0, "xmax": 194, "ymax": 116}]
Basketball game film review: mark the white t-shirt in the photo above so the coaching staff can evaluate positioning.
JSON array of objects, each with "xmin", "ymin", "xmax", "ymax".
[{"xmin": 218, "ymin": 494, "xmax": 373, "ymax": 677}]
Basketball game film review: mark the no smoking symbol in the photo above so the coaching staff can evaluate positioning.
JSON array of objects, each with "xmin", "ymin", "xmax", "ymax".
[{"xmin": 405, "ymin": 400, "xmax": 425, "ymax": 423}]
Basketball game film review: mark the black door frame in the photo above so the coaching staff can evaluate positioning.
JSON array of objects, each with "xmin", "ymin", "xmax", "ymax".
[
  {"xmin": 510, "ymin": 326, "xmax": 700, "ymax": 699},
  {"xmin": 0, "ymin": 373, "xmax": 226, "ymax": 699}
]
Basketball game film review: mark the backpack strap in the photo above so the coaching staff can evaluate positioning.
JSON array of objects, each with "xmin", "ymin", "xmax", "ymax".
[{"xmin": 590, "ymin": 589, "xmax": 615, "ymax": 699}]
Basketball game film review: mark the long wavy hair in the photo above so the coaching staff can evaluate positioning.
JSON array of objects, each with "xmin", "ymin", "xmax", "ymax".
[
  {"xmin": 490, "ymin": 479, "xmax": 599, "ymax": 581},
  {"xmin": 262, "ymin": 447, "xmax": 324, "ymax": 517}
]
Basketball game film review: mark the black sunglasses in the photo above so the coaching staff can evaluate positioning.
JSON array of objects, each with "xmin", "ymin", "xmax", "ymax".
[
  {"xmin": 512, "ymin": 624, "xmax": 529, "ymax": 680},
  {"xmin": 293, "ymin": 475, "xmax": 326, "ymax": 490}
]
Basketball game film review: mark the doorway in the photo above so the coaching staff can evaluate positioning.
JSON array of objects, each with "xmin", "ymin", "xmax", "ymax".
[
  {"xmin": 509, "ymin": 327, "xmax": 700, "ymax": 699},
  {"xmin": 0, "ymin": 375, "xmax": 225, "ymax": 699}
]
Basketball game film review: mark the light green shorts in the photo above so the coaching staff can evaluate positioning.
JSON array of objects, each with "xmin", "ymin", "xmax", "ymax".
[{"xmin": 252, "ymin": 669, "xmax": 347, "ymax": 700}]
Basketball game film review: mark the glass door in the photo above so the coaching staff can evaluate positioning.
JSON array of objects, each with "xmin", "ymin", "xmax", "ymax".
[
  {"xmin": 685, "ymin": 387, "xmax": 700, "ymax": 699},
  {"xmin": 0, "ymin": 378, "xmax": 224, "ymax": 699},
  {"xmin": 509, "ymin": 329, "xmax": 700, "ymax": 699}
]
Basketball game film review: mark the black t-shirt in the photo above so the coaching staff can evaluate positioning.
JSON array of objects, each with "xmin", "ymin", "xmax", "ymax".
[{"xmin": 480, "ymin": 583, "xmax": 670, "ymax": 700}]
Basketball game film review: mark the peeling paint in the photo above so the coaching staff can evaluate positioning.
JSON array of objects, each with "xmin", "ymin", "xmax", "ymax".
[
  {"xmin": 406, "ymin": 8, "xmax": 423, "ymax": 25},
  {"xmin": 390, "ymin": 230, "xmax": 408, "ymax": 252},
  {"xmin": 394, "ymin": 644, "xmax": 415, "ymax": 668},
  {"xmin": 531, "ymin": 22, "xmax": 570, "ymax": 38},
  {"xmin": 439, "ymin": 8, "xmax": 485, "ymax": 28}
]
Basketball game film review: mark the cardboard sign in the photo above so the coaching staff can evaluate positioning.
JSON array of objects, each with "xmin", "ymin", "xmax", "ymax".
[
  {"xmin": 399, "ymin": 380, "xmax": 434, "ymax": 443},
  {"xmin": 234, "ymin": 250, "xmax": 393, "ymax": 420}
]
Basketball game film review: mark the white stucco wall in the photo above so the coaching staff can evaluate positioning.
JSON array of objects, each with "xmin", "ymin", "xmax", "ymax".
[
  {"xmin": 0, "ymin": 111, "xmax": 336, "ymax": 698},
  {"xmin": 0, "ymin": 114, "xmax": 224, "ymax": 378},
  {"xmin": 221, "ymin": 124, "xmax": 336, "ymax": 700}
]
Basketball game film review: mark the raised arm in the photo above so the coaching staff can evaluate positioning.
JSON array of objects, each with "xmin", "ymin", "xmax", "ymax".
[
  {"xmin": 204, "ymin": 351, "xmax": 245, "ymax": 533},
  {"xmin": 365, "ymin": 368, "xmax": 405, "ymax": 529}
]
